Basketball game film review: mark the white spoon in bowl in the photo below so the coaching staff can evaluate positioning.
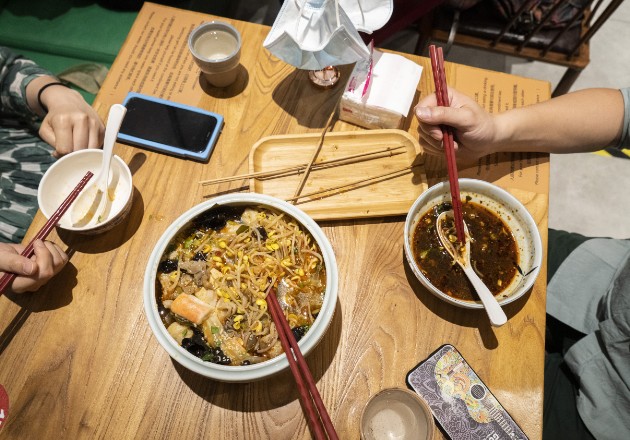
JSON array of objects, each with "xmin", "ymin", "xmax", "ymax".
[
  {"xmin": 71, "ymin": 104, "xmax": 127, "ymax": 227},
  {"xmin": 436, "ymin": 210, "xmax": 507, "ymax": 327}
]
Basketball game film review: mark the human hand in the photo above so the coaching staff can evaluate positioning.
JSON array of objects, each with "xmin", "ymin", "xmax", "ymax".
[
  {"xmin": 38, "ymin": 85, "xmax": 105, "ymax": 157},
  {"xmin": 415, "ymin": 89, "xmax": 499, "ymax": 163},
  {"xmin": 0, "ymin": 240, "xmax": 68, "ymax": 294}
]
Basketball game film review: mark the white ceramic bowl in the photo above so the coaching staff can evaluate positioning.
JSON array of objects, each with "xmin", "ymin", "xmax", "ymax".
[
  {"xmin": 404, "ymin": 179, "xmax": 542, "ymax": 309},
  {"xmin": 361, "ymin": 388, "xmax": 435, "ymax": 440},
  {"xmin": 38, "ymin": 149, "xmax": 133, "ymax": 234},
  {"xmin": 144, "ymin": 193, "xmax": 338, "ymax": 382}
]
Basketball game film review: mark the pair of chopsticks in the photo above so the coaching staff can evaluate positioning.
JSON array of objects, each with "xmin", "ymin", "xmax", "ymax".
[
  {"xmin": 267, "ymin": 287, "xmax": 338, "ymax": 440},
  {"xmin": 429, "ymin": 45, "xmax": 465, "ymax": 243},
  {"xmin": 0, "ymin": 172, "xmax": 93, "ymax": 295}
]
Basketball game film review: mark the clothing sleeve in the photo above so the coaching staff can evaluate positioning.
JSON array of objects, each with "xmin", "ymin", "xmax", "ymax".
[
  {"xmin": 614, "ymin": 87, "xmax": 630, "ymax": 149},
  {"xmin": 0, "ymin": 46, "xmax": 53, "ymax": 119}
]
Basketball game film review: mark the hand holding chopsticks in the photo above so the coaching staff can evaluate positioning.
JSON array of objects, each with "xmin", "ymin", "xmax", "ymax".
[
  {"xmin": 267, "ymin": 287, "xmax": 338, "ymax": 440},
  {"xmin": 0, "ymin": 171, "xmax": 93, "ymax": 296},
  {"xmin": 429, "ymin": 45, "xmax": 466, "ymax": 243}
]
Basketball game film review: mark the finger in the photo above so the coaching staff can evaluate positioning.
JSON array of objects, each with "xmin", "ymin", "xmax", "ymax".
[
  {"xmin": 38, "ymin": 119, "xmax": 56, "ymax": 147},
  {"xmin": 50, "ymin": 116, "xmax": 74, "ymax": 156},
  {"xmin": 72, "ymin": 115, "xmax": 90, "ymax": 150},
  {"xmin": 42, "ymin": 241, "xmax": 68, "ymax": 269},
  {"xmin": 88, "ymin": 118, "xmax": 105, "ymax": 149},
  {"xmin": 32, "ymin": 239, "xmax": 54, "ymax": 279},
  {"xmin": 416, "ymin": 93, "xmax": 439, "ymax": 108},
  {"xmin": 0, "ymin": 251, "xmax": 36, "ymax": 276},
  {"xmin": 416, "ymin": 105, "xmax": 470, "ymax": 131}
]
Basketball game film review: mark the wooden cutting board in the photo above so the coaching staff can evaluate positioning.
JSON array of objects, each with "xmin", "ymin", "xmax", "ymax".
[{"xmin": 248, "ymin": 129, "xmax": 427, "ymax": 221}]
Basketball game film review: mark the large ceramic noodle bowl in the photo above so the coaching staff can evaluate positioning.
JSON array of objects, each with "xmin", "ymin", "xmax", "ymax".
[
  {"xmin": 144, "ymin": 193, "xmax": 338, "ymax": 382},
  {"xmin": 404, "ymin": 179, "xmax": 542, "ymax": 309}
]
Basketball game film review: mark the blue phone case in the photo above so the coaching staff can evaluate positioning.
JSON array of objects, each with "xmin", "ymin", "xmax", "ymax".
[{"xmin": 118, "ymin": 92, "xmax": 223, "ymax": 162}]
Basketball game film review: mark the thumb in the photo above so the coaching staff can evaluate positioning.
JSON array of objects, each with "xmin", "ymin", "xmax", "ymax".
[
  {"xmin": 415, "ymin": 106, "xmax": 468, "ymax": 130},
  {"xmin": 0, "ymin": 253, "xmax": 35, "ymax": 276}
]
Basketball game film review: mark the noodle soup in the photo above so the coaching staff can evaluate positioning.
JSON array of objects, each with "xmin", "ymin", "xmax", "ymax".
[{"xmin": 156, "ymin": 204, "xmax": 326, "ymax": 367}]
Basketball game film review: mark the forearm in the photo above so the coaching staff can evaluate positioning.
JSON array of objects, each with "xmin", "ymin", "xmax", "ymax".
[{"xmin": 493, "ymin": 88, "xmax": 625, "ymax": 154}]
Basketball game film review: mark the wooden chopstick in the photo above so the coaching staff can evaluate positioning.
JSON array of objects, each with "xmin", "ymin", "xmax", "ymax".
[
  {"xmin": 198, "ymin": 146, "xmax": 406, "ymax": 186},
  {"xmin": 285, "ymin": 165, "xmax": 420, "ymax": 203},
  {"xmin": 0, "ymin": 171, "xmax": 94, "ymax": 295},
  {"xmin": 429, "ymin": 45, "xmax": 465, "ymax": 243},
  {"xmin": 267, "ymin": 287, "xmax": 338, "ymax": 440},
  {"xmin": 292, "ymin": 110, "xmax": 338, "ymax": 202}
]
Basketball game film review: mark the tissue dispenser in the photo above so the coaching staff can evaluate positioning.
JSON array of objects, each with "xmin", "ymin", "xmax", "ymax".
[{"xmin": 339, "ymin": 51, "xmax": 423, "ymax": 130}]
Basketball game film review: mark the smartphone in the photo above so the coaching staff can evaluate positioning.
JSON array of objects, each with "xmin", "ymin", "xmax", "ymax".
[
  {"xmin": 117, "ymin": 92, "xmax": 223, "ymax": 162},
  {"xmin": 406, "ymin": 344, "xmax": 529, "ymax": 440}
]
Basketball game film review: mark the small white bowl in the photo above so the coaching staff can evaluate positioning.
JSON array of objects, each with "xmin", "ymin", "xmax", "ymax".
[
  {"xmin": 361, "ymin": 388, "xmax": 435, "ymax": 440},
  {"xmin": 38, "ymin": 149, "xmax": 133, "ymax": 234},
  {"xmin": 143, "ymin": 193, "xmax": 338, "ymax": 382},
  {"xmin": 404, "ymin": 178, "xmax": 542, "ymax": 309}
]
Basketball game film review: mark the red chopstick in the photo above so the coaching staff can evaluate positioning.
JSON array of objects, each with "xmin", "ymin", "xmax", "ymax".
[
  {"xmin": 0, "ymin": 171, "xmax": 94, "ymax": 295},
  {"xmin": 267, "ymin": 287, "xmax": 338, "ymax": 440},
  {"xmin": 429, "ymin": 45, "xmax": 465, "ymax": 243}
]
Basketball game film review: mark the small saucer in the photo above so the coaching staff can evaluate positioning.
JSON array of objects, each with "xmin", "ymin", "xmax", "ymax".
[{"xmin": 360, "ymin": 388, "xmax": 435, "ymax": 440}]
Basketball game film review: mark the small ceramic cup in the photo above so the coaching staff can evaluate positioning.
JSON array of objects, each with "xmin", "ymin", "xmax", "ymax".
[{"xmin": 188, "ymin": 21, "xmax": 241, "ymax": 87}]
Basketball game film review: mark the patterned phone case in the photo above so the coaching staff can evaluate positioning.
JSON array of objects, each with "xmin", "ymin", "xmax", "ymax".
[{"xmin": 406, "ymin": 344, "xmax": 529, "ymax": 440}]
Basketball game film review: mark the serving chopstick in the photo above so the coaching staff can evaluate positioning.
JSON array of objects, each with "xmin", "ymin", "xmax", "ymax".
[
  {"xmin": 0, "ymin": 171, "xmax": 93, "ymax": 296},
  {"xmin": 429, "ymin": 45, "xmax": 465, "ymax": 243},
  {"xmin": 267, "ymin": 287, "xmax": 338, "ymax": 440},
  {"xmin": 285, "ymin": 164, "xmax": 420, "ymax": 203},
  {"xmin": 198, "ymin": 146, "xmax": 406, "ymax": 186}
]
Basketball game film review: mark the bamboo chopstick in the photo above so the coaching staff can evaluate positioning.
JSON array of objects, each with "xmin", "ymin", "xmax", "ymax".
[
  {"xmin": 291, "ymin": 110, "xmax": 338, "ymax": 202},
  {"xmin": 285, "ymin": 165, "xmax": 421, "ymax": 203},
  {"xmin": 429, "ymin": 45, "xmax": 465, "ymax": 243},
  {"xmin": 198, "ymin": 146, "xmax": 406, "ymax": 186},
  {"xmin": 0, "ymin": 171, "xmax": 94, "ymax": 295}
]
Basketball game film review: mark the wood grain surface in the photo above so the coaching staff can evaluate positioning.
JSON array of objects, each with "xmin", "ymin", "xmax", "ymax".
[{"xmin": 0, "ymin": 3, "xmax": 550, "ymax": 439}]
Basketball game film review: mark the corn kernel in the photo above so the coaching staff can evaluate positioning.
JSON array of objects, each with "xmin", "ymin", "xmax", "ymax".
[
  {"xmin": 241, "ymin": 283, "xmax": 247, "ymax": 290},
  {"xmin": 271, "ymin": 243, "xmax": 280, "ymax": 250},
  {"xmin": 243, "ymin": 255, "xmax": 249, "ymax": 263},
  {"xmin": 202, "ymin": 244, "xmax": 212, "ymax": 253},
  {"xmin": 297, "ymin": 268, "xmax": 305, "ymax": 276},
  {"xmin": 233, "ymin": 321, "xmax": 241, "ymax": 330},
  {"xmin": 226, "ymin": 251, "xmax": 234, "ymax": 257},
  {"xmin": 215, "ymin": 262, "xmax": 224, "ymax": 268},
  {"xmin": 233, "ymin": 315, "xmax": 244, "ymax": 322},
  {"xmin": 281, "ymin": 258, "xmax": 291, "ymax": 266},
  {"xmin": 212, "ymin": 256, "xmax": 222, "ymax": 262},
  {"xmin": 219, "ymin": 241, "xmax": 227, "ymax": 249}
]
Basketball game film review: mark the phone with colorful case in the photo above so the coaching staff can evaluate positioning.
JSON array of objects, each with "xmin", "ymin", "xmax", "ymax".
[{"xmin": 406, "ymin": 344, "xmax": 529, "ymax": 440}]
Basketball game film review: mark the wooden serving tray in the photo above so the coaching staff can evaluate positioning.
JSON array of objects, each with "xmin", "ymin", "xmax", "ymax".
[{"xmin": 248, "ymin": 129, "xmax": 427, "ymax": 220}]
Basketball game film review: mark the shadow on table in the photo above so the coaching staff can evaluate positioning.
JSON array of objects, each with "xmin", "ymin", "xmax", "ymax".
[
  {"xmin": 198, "ymin": 65, "xmax": 249, "ymax": 98},
  {"xmin": 0, "ymin": 260, "xmax": 79, "ymax": 356},
  {"xmin": 402, "ymin": 250, "xmax": 532, "ymax": 349},
  {"xmin": 271, "ymin": 65, "xmax": 354, "ymax": 129},
  {"xmin": 173, "ymin": 299, "xmax": 343, "ymax": 412}
]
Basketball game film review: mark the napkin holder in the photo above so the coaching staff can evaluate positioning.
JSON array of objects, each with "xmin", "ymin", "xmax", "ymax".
[{"xmin": 339, "ymin": 50, "xmax": 423, "ymax": 129}]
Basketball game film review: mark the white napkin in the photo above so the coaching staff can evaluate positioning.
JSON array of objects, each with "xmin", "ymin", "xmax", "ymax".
[{"xmin": 344, "ymin": 50, "xmax": 423, "ymax": 116}]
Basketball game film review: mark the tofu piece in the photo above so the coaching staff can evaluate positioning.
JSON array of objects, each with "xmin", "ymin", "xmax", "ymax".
[
  {"xmin": 171, "ymin": 293, "xmax": 213, "ymax": 324},
  {"xmin": 167, "ymin": 322, "xmax": 193, "ymax": 345}
]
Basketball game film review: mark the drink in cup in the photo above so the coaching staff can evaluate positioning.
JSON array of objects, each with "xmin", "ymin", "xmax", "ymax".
[{"xmin": 188, "ymin": 21, "xmax": 241, "ymax": 88}]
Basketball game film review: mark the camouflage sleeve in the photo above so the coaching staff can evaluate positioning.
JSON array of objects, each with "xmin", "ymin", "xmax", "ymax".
[{"xmin": 0, "ymin": 46, "xmax": 53, "ymax": 119}]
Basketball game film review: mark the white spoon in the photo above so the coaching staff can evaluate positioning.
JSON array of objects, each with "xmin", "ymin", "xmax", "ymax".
[
  {"xmin": 436, "ymin": 210, "xmax": 507, "ymax": 327},
  {"xmin": 71, "ymin": 104, "xmax": 127, "ymax": 226}
]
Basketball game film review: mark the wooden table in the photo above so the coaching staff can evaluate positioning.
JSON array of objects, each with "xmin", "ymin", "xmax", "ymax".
[{"xmin": 0, "ymin": 3, "xmax": 550, "ymax": 438}]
